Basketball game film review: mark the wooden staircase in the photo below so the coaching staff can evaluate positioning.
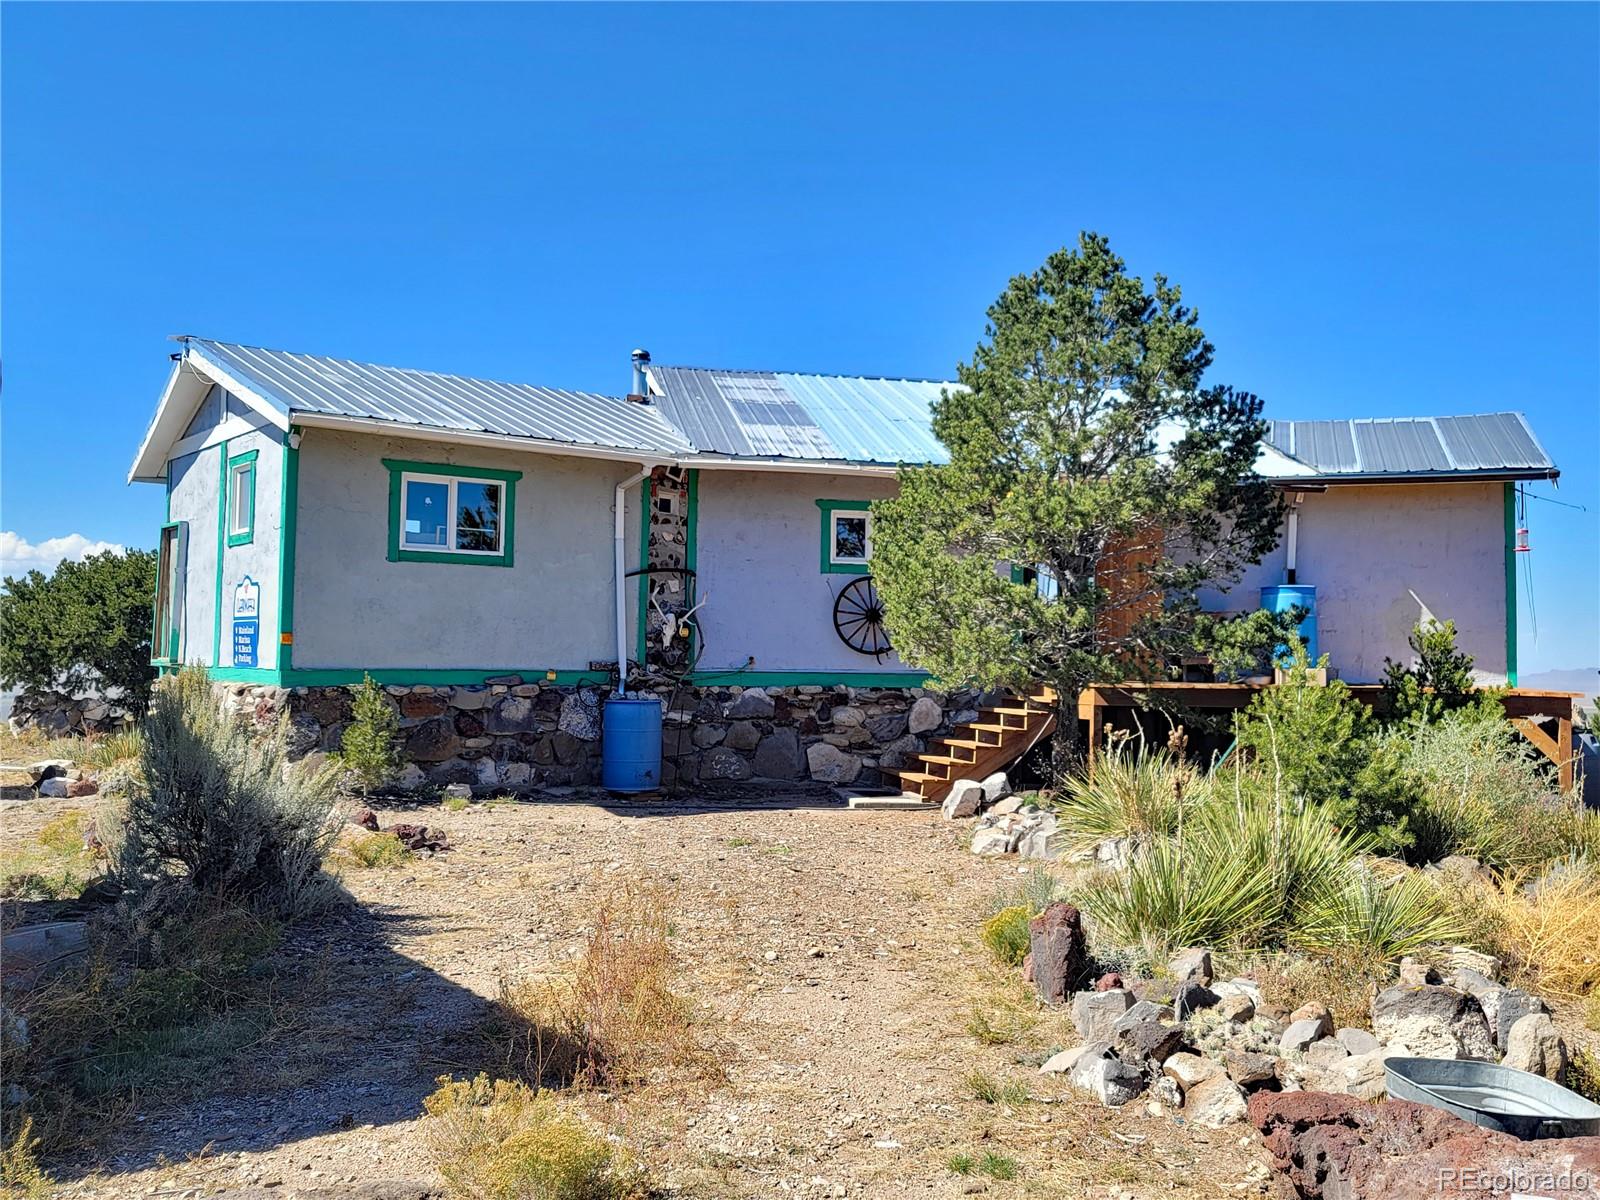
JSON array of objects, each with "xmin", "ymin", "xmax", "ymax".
[{"xmin": 895, "ymin": 687, "xmax": 1058, "ymax": 804}]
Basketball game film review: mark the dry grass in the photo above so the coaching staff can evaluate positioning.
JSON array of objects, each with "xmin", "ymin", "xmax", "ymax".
[
  {"xmin": 490, "ymin": 881, "xmax": 719, "ymax": 1091},
  {"xmin": 0, "ymin": 809, "xmax": 102, "ymax": 901},
  {"xmin": 0, "ymin": 1116, "xmax": 51, "ymax": 1199},
  {"xmin": 335, "ymin": 830, "xmax": 411, "ymax": 870},
  {"xmin": 1476, "ymin": 869, "xmax": 1600, "ymax": 1001},
  {"xmin": 1246, "ymin": 948, "xmax": 1389, "ymax": 1030},
  {"xmin": 421, "ymin": 1073, "xmax": 647, "ymax": 1200}
]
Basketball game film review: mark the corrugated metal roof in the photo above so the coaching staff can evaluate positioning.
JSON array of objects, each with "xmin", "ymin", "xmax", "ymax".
[
  {"xmin": 648, "ymin": 365, "xmax": 952, "ymax": 465},
  {"xmin": 184, "ymin": 338, "xmax": 694, "ymax": 456},
  {"xmin": 1264, "ymin": 413, "xmax": 1554, "ymax": 479}
]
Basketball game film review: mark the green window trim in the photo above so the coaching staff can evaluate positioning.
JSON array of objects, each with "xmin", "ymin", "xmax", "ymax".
[
  {"xmin": 151, "ymin": 520, "xmax": 185, "ymax": 665},
  {"xmin": 382, "ymin": 458, "xmax": 522, "ymax": 567},
  {"xmin": 225, "ymin": 448, "xmax": 259, "ymax": 547},
  {"xmin": 815, "ymin": 497, "xmax": 873, "ymax": 575}
]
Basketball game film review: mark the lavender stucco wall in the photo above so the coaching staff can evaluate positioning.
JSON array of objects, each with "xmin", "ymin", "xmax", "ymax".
[{"xmin": 1199, "ymin": 481, "xmax": 1509, "ymax": 683}]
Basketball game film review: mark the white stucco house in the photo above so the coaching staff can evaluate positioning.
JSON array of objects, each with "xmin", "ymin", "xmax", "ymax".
[{"xmin": 127, "ymin": 337, "xmax": 1560, "ymax": 789}]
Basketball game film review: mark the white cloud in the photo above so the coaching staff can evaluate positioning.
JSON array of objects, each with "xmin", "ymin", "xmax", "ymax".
[{"xmin": 0, "ymin": 531, "xmax": 127, "ymax": 580}]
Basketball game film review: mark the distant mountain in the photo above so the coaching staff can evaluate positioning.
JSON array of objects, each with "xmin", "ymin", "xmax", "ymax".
[{"xmin": 1520, "ymin": 668, "xmax": 1598, "ymax": 713}]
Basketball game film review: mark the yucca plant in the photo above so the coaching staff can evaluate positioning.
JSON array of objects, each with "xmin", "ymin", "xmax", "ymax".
[
  {"xmin": 1053, "ymin": 739, "xmax": 1208, "ymax": 853},
  {"xmin": 1290, "ymin": 859, "xmax": 1465, "ymax": 958}
]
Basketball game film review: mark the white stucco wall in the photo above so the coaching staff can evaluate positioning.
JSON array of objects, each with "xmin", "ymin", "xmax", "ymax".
[
  {"xmin": 692, "ymin": 470, "xmax": 908, "ymax": 674},
  {"xmin": 167, "ymin": 447, "xmax": 218, "ymax": 666},
  {"xmin": 1199, "ymin": 481, "xmax": 1509, "ymax": 683},
  {"xmin": 290, "ymin": 429, "xmax": 644, "ymax": 671},
  {"xmin": 218, "ymin": 426, "xmax": 285, "ymax": 670}
]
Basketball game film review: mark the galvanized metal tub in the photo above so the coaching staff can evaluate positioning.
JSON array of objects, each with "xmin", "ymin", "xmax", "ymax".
[{"xmin": 1385, "ymin": 1057, "xmax": 1600, "ymax": 1139}]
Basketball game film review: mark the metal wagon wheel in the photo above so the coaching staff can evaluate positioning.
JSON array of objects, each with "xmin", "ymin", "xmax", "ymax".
[{"xmin": 833, "ymin": 575, "xmax": 892, "ymax": 660}]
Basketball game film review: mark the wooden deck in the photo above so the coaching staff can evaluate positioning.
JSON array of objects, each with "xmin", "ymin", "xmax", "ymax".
[{"xmin": 1080, "ymin": 682, "xmax": 1583, "ymax": 791}]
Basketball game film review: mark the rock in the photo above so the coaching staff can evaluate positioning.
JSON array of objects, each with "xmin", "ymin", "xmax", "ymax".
[
  {"xmin": 1162, "ymin": 1052, "xmax": 1218, "ymax": 1091},
  {"xmin": 399, "ymin": 693, "xmax": 448, "ymax": 719},
  {"xmin": 37, "ymin": 778, "xmax": 70, "ymax": 798},
  {"xmin": 442, "ymin": 784, "xmax": 472, "ymax": 802},
  {"xmin": 942, "ymin": 780, "xmax": 985, "ymax": 819},
  {"xmin": 865, "ymin": 713, "xmax": 907, "ymax": 742},
  {"xmin": 1443, "ymin": 945, "xmax": 1501, "ymax": 982},
  {"xmin": 1212, "ymin": 977, "xmax": 1265, "ymax": 1008},
  {"xmin": 406, "ymin": 719, "xmax": 462, "ymax": 763},
  {"xmin": 1397, "ymin": 957, "xmax": 1441, "ymax": 986},
  {"xmin": 1335, "ymin": 1027, "xmax": 1380, "ymax": 1056},
  {"xmin": 1117, "ymin": 1020, "xmax": 1185, "ymax": 1064},
  {"xmin": 486, "ymin": 695, "xmax": 535, "ymax": 733},
  {"xmin": 988, "ymin": 795, "xmax": 1024, "ymax": 817},
  {"xmin": 877, "ymin": 734, "xmax": 921, "ymax": 770},
  {"xmin": 1223, "ymin": 1049, "xmax": 1278, "ymax": 1088},
  {"xmin": 1502, "ymin": 1012, "xmax": 1567, "ymax": 1081},
  {"xmin": 1290, "ymin": 1000, "xmax": 1331, "ymax": 1027},
  {"xmin": 351, "ymin": 807, "xmax": 380, "ymax": 830},
  {"xmin": 1040, "ymin": 1046, "xmax": 1089, "ymax": 1075},
  {"xmin": 722, "ymin": 721, "xmax": 760, "ymax": 752},
  {"xmin": 1217, "ymin": 994, "xmax": 1256, "ymax": 1023},
  {"xmin": 979, "ymin": 771, "xmax": 1011, "ymax": 804},
  {"xmin": 1490, "ymin": 988, "xmax": 1550, "ymax": 1049},
  {"xmin": 1170, "ymin": 947, "xmax": 1214, "ymax": 986},
  {"xmin": 727, "ymin": 690, "xmax": 776, "ymax": 720},
  {"xmin": 699, "ymin": 746, "xmax": 753, "ymax": 781},
  {"xmin": 396, "ymin": 764, "xmax": 426, "ymax": 791},
  {"xmin": 1021, "ymin": 953, "xmax": 1034, "ymax": 983},
  {"xmin": 1072, "ymin": 988, "xmax": 1135, "ymax": 1042},
  {"xmin": 907, "ymin": 696, "xmax": 942, "ymax": 734},
  {"xmin": 557, "ymin": 690, "xmax": 602, "ymax": 740},
  {"xmin": 752, "ymin": 729, "xmax": 803, "ymax": 779},
  {"xmin": 1371, "ymin": 985, "xmax": 1494, "ymax": 1061},
  {"xmin": 450, "ymin": 686, "xmax": 491, "ymax": 711},
  {"xmin": 1249, "ymin": 1090, "xmax": 1600, "ymax": 1200},
  {"xmin": 1333, "ymin": 1050, "xmax": 1390, "ymax": 1101},
  {"xmin": 830, "ymin": 705, "xmax": 865, "ymax": 729},
  {"xmin": 501, "ymin": 762, "xmax": 531, "ymax": 787},
  {"xmin": 0, "ymin": 920, "xmax": 89, "ymax": 988},
  {"xmin": 1173, "ymin": 982, "xmax": 1220, "ymax": 1020},
  {"xmin": 26, "ymin": 760, "xmax": 72, "ymax": 783},
  {"xmin": 1150, "ymin": 1074, "xmax": 1184, "ymax": 1109},
  {"xmin": 284, "ymin": 712, "xmax": 323, "ymax": 758},
  {"xmin": 1094, "ymin": 972, "xmax": 1124, "ymax": 992},
  {"xmin": 1029, "ymin": 902, "xmax": 1087, "ymax": 1005},
  {"xmin": 1115, "ymin": 1000, "xmax": 1175, "ymax": 1029},
  {"xmin": 471, "ymin": 758, "xmax": 500, "ymax": 787},
  {"xmin": 1069, "ymin": 1053, "xmax": 1145, "ymax": 1107},
  {"xmin": 1304, "ymin": 1037, "xmax": 1350, "ymax": 1070},
  {"xmin": 1184, "ymin": 1075, "xmax": 1249, "ymax": 1127},
  {"xmin": 805, "ymin": 742, "xmax": 861, "ymax": 784},
  {"xmin": 1280, "ymin": 1017, "xmax": 1331, "ymax": 1054},
  {"xmin": 969, "ymin": 827, "xmax": 1011, "ymax": 856},
  {"xmin": 1015, "ymin": 814, "xmax": 1059, "ymax": 860},
  {"xmin": 691, "ymin": 723, "xmax": 725, "ymax": 749}
]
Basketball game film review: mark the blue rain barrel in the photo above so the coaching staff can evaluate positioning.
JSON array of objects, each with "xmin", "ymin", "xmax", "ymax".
[
  {"xmin": 602, "ymin": 696, "xmax": 662, "ymax": 793},
  {"xmin": 1261, "ymin": 584, "xmax": 1318, "ymax": 660}
]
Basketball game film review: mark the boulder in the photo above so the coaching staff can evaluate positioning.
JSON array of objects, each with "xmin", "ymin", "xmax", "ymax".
[
  {"xmin": 486, "ymin": 696, "xmax": 535, "ymax": 734},
  {"xmin": 1397, "ymin": 957, "xmax": 1441, "ymax": 986},
  {"xmin": 1114, "ymin": 1000, "xmax": 1175, "ymax": 1030},
  {"xmin": 691, "ymin": 723, "xmax": 725, "ymax": 749},
  {"xmin": 37, "ymin": 778, "xmax": 70, "ymax": 799},
  {"xmin": 1015, "ymin": 814, "xmax": 1059, "ymax": 860},
  {"xmin": 396, "ymin": 763, "xmax": 427, "ymax": 791},
  {"xmin": 1072, "ymin": 987, "xmax": 1134, "ymax": 1042},
  {"xmin": 941, "ymin": 779, "xmax": 985, "ymax": 819},
  {"xmin": 1117, "ymin": 1020, "xmax": 1184, "ymax": 1065},
  {"xmin": 1039, "ymin": 1046, "xmax": 1090, "ymax": 1075},
  {"xmin": 865, "ymin": 712, "xmax": 907, "ymax": 742},
  {"xmin": 557, "ymin": 691, "xmax": 602, "ymax": 740},
  {"xmin": 1304, "ymin": 1037, "xmax": 1350, "ymax": 1071},
  {"xmin": 1223, "ymin": 1049, "xmax": 1278, "ymax": 1088},
  {"xmin": 1443, "ymin": 945, "xmax": 1501, "ymax": 982},
  {"xmin": 830, "ymin": 705, "xmax": 865, "ymax": 729},
  {"xmin": 405, "ymin": 717, "xmax": 462, "ymax": 763},
  {"xmin": 1029, "ymin": 902, "xmax": 1087, "ymax": 1005},
  {"xmin": 1185, "ymin": 1075, "xmax": 1249, "ymax": 1127},
  {"xmin": 1212, "ymin": 978, "xmax": 1265, "ymax": 1009},
  {"xmin": 1150, "ymin": 1075, "xmax": 1184, "ymax": 1109},
  {"xmin": 450, "ymin": 686, "xmax": 491, "ymax": 711},
  {"xmin": 27, "ymin": 760, "xmax": 72, "ymax": 783},
  {"xmin": 724, "ymin": 721, "xmax": 762, "ymax": 752},
  {"xmin": 969, "ymin": 826, "xmax": 1012, "ymax": 856},
  {"xmin": 1170, "ymin": 947, "xmax": 1214, "ymax": 986},
  {"xmin": 1069, "ymin": 1052, "xmax": 1145, "ymax": 1108},
  {"xmin": 1502, "ymin": 1012, "xmax": 1567, "ymax": 1081},
  {"xmin": 1281, "ymin": 1017, "xmax": 1331, "ymax": 1054},
  {"xmin": 727, "ymin": 689, "xmax": 776, "ymax": 720},
  {"xmin": 877, "ymin": 734, "xmax": 921, "ymax": 770},
  {"xmin": 979, "ymin": 771, "xmax": 1011, "ymax": 804},
  {"xmin": 1162, "ymin": 1052, "xmax": 1218, "ymax": 1092},
  {"xmin": 399, "ymin": 693, "xmax": 448, "ymax": 719},
  {"xmin": 805, "ymin": 742, "xmax": 861, "ymax": 784},
  {"xmin": 1371, "ymin": 985, "xmax": 1494, "ymax": 1061},
  {"xmin": 284, "ymin": 712, "xmax": 323, "ymax": 758},
  {"xmin": 1490, "ymin": 988, "xmax": 1550, "ymax": 1049},
  {"xmin": 752, "ymin": 729, "xmax": 803, "ymax": 779},
  {"xmin": 1217, "ymin": 993, "xmax": 1256, "ymax": 1023},
  {"xmin": 1290, "ymin": 1000, "xmax": 1332, "ymax": 1027},
  {"xmin": 907, "ymin": 696, "xmax": 942, "ymax": 734},
  {"xmin": 1335, "ymin": 1027, "xmax": 1380, "ymax": 1056},
  {"xmin": 700, "ymin": 746, "xmax": 753, "ymax": 781},
  {"xmin": 1094, "ymin": 972, "xmax": 1124, "ymax": 992},
  {"xmin": 1333, "ymin": 1049, "xmax": 1390, "ymax": 1101},
  {"xmin": 1173, "ymin": 982, "xmax": 1220, "ymax": 1020}
]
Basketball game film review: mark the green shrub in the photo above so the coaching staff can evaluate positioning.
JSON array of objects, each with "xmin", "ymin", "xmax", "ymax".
[
  {"xmin": 0, "ymin": 1116, "xmax": 50, "ymax": 1199},
  {"xmin": 1382, "ymin": 619, "xmax": 1479, "ymax": 725},
  {"xmin": 980, "ymin": 906, "xmax": 1032, "ymax": 966},
  {"xmin": 963, "ymin": 1068, "xmax": 1027, "ymax": 1105},
  {"xmin": 1054, "ymin": 741, "xmax": 1205, "ymax": 852},
  {"xmin": 339, "ymin": 674, "xmax": 402, "ymax": 797},
  {"xmin": 1567, "ymin": 1049, "xmax": 1600, "ymax": 1104},
  {"xmin": 82, "ymin": 728, "xmax": 144, "ymax": 773},
  {"xmin": 341, "ymin": 831, "xmax": 410, "ymax": 869},
  {"xmin": 112, "ymin": 666, "xmax": 343, "ymax": 927},
  {"xmin": 987, "ymin": 865, "xmax": 1069, "ymax": 918},
  {"xmin": 946, "ymin": 1152, "xmax": 975, "ymax": 1175},
  {"xmin": 977, "ymin": 1151, "xmax": 1019, "ymax": 1181},
  {"xmin": 422, "ymin": 1074, "xmax": 646, "ymax": 1200}
]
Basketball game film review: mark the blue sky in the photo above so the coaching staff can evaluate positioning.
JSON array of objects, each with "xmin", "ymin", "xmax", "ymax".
[{"xmin": 3, "ymin": 2, "xmax": 1595, "ymax": 674}]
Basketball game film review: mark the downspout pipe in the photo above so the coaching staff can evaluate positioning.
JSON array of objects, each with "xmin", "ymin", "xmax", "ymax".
[
  {"xmin": 614, "ymin": 466, "xmax": 652, "ymax": 697},
  {"xmin": 1284, "ymin": 493, "xmax": 1302, "ymax": 584}
]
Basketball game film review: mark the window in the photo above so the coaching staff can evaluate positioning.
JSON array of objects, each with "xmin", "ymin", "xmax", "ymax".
[
  {"xmin": 815, "ymin": 498, "xmax": 873, "ymax": 574},
  {"xmin": 383, "ymin": 458, "xmax": 522, "ymax": 567},
  {"xmin": 226, "ymin": 449, "xmax": 257, "ymax": 547},
  {"xmin": 152, "ymin": 521, "xmax": 186, "ymax": 663}
]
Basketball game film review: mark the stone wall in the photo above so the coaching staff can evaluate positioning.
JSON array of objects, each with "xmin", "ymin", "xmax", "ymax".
[
  {"xmin": 8, "ymin": 689, "xmax": 137, "ymax": 736},
  {"xmin": 219, "ymin": 678, "xmax": 986, "ymax": 793}
]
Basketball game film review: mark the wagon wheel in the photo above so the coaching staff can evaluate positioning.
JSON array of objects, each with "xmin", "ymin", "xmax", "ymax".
[{"xmin": 833, "ymin": 575, "xmax": 891, "ymax": 660}]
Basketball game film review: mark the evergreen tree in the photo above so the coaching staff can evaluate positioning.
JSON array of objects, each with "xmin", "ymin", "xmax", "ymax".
[
  {"xmin": 339, "ymin": 674, "xmax": 401, "ymax": 796},
  {"xmin": 1381, "ymin": 619, "xmax": 1479, "ymax": 724},
  {"xmin": 873, "ymin": 233, "xmax": 1282, "ymax": 766}
]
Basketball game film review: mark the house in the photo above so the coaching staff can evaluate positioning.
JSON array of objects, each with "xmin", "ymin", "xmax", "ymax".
[{"xmin": 128, "ymin": 337, "xmax": 1561, "ymax": 791}]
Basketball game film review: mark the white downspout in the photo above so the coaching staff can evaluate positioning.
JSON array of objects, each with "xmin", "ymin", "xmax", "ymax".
[
  {"xmin": 614, "ymin": 466, "xmax": 652, "ymax": 697},
  {"xmin": 1285, "ymin": 493, "xmax": 1302, "ymax": 584}
]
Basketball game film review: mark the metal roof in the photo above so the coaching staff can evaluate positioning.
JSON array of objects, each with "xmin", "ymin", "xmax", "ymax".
[
  {"xmin": 648, "ymin": 366, "xmax": 952, "ymax": 466},
  {"xmin": 1264, "ymin": 413, "xmax": 1556, "ymax": 480},
  {"xmin": 184, "ymin": 338, "xmax": 694, "ymax": 456}
]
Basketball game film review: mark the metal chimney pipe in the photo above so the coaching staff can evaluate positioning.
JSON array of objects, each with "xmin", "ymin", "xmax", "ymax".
[{"xmin": 629, "ymin": 348, "xmax": 651, "ymax": 401}]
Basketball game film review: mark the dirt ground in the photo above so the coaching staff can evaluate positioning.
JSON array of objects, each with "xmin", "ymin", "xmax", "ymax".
[{"xmin": 5, "ymin": 788, "xmax": 1273, "ymax": 1200}]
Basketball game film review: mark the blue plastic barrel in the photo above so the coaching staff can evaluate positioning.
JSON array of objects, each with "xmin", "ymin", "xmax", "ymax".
[
  {"xmin": 1261, "ymin": 584, "xmax": 1318, "ymax": 661},
  {"xmin": 601, "ymin": 696, "xmax": 663, "ymax": 792}
]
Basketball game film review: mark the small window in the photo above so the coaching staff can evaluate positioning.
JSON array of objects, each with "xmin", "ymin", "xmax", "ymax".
[
  {"xmin": 152, "ymin": 521, "xmax": 186, "ymax": 663},
  {"xmin": 816, "ymin": 499, "xmax": 873, "ymax": 574},
  {"xmin": 384, "ymin": 459, "xmax": 521, "ymax": 567},
  {"xmin": 226, "ymin": 449, "xmax": 257, "ymax": 547}
]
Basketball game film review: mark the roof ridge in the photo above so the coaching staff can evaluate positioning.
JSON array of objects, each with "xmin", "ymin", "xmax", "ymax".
[{"xmin": 652, "ymin": 363, "xmax": 958, "ymax": 386}]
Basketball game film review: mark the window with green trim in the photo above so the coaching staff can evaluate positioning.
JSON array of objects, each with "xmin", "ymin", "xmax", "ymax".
[
  {"xmin": 226, "ymin": 449, "xmax": 258, "ymax": 547},
  {"xmin": 152, "ymin": 521, "xmax": 186, "ymax": 663},
  {"xmin": 383, "ymin": 458, "xmax": 521, "ymax": 567},
  {"xmin": 815, "ymin": 498, "xmax": 873, "ymax": 575}
]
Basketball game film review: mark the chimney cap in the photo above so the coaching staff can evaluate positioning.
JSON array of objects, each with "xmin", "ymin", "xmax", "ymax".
[{"xmin": 630, "ymin": 348, "xmax": 651, "ymax": 364}]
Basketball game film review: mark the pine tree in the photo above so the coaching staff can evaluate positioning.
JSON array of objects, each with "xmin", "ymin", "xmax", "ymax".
[
  {"xmin": 339, "ymin": 674, "xmax": 401, "ymax": 796},
  {"xmin": 872, "ymin": 233, "xmax": 1283, "ymax": 768},
  {"xmin": 1381, "ymin": 619, "xmax": 1479, "ymax": 724}
]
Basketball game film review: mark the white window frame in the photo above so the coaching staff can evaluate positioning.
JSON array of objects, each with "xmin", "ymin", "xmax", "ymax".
[
  {"xmin": 399, "ymin": 471, "xmax": 505, "ymax": 557},
  {"xmin": 830, "ymin": 508, "xmax": 872, "ymax": 566}
]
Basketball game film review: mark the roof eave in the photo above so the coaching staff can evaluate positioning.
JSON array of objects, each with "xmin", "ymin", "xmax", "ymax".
[
  {"xmin": 1263, "ymin": 467, "xmax": 1560, "ymax": 485},
  {"xmin": 290, "ymin": 411, "xmax": 680, "ymax": 467}
]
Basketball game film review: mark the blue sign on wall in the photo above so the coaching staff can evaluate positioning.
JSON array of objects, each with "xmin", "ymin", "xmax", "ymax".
[{"xmin": 232, "ymin": 575, "xmax": 261, "ymax": 668}]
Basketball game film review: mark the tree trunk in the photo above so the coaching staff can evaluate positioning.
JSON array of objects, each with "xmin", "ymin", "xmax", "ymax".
[{"xmin": 1050, "ymin": 687, "xmax": 1083, "ymax": 781}]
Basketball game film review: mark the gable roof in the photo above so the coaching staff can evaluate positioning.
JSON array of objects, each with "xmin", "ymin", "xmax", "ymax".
[{"xmin": 1263, "ymin": 414, "xmax": 1556, "ymax": 481}]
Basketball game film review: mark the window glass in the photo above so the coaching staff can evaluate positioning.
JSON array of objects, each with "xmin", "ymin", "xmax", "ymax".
[
  {"xmin": 155, "ymin": 524, "xmax": 182, "ymax": 660},
  {"xmin": 833, "ymin": 513, "xmax": 869, "ymax": 561},
  {"xmin": 404, "ymin": 479, "xmax": 449, "ymax": 548},
  {"xmin": 455, "ymin": 480, "xmax": 501, "ymax": 552},
  {"xmin": 229, "ymin": 462, "xmax": 253, "ymax": 536}
]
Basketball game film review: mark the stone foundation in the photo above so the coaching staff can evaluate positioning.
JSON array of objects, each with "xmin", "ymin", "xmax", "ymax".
[
  {"xmin": 8, "ymin": 689, "xmax": 138, "ymax": 737},
  {"xmin": 220, "ymin": 679, "xmax": 987, "ymax": 792}
]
